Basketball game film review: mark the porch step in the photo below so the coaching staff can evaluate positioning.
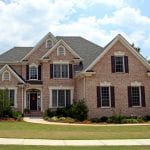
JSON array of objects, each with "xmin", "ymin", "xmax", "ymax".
[{"xmin": 24, "ymin": 111, "xmax": 43, "ymax": 117}]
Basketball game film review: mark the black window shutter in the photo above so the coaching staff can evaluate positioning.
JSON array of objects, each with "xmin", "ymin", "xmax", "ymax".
[
  {"xmin": 69, "ymin": 64, "xmax": 73, "ymax": 78},
  {"xmin": 26, "ymin": 65, "xmax": 29, "ymax": 80},
  {"xmin": 111, "ymin": 86, "xmax": 115, "ymax": 107},
  {"xmin": 124, "ymin": 56, "xmax": 129, "ymax": 73},
  {"xmin": 97, "ymin": 86, "xmax": 101, "ymax": 107},
  {"xmin": 50, "ymin": 64, "xmax": 53, "ymax": 79},
  {"xmin": 111, "ymin": 56, "xmax": 115, "ymax": 73},
  {"xmin": 128, "ymin": 86, "xmax": 132, "ymax": 107},
  {"xmin": 141, "ymin": 86, "xmax": 146, "ymax": 107},
  {"xmin": 38, "ymin": 65, "xmax": 41, "ymax": 80}
]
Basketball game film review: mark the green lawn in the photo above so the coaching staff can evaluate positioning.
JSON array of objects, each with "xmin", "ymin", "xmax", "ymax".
[
  {"xmin": 0, "ymin": 146, "xmax": 150, "ymax": 150},
  {"xmin": 0, "ymin": 122, "xmax": 150, "ymax": 139}
]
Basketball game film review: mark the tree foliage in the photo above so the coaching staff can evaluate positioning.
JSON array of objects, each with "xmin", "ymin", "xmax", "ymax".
[{"xmin": 131, "ymin": 43, "xmax": 140, "ymax": 53}]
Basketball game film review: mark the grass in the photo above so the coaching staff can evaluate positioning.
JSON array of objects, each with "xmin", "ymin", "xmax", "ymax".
[
  {"xmin": 0, "ymin": 121, "xmax": 150, "ymax": 139},
  {"xmin": 0, "ymin": 146, "xmax": 150, "ymax": 150}
]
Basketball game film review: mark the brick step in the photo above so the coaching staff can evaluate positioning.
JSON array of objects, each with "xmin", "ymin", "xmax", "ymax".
[{"xmin": 24, "ymin": 111, "xmax": 43, "ymax": 117}]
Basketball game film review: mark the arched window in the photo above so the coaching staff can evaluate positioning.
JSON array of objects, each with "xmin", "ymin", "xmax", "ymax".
[
  {"xmin": 46, "ymin": 39, "xmax": 53, "ymax": 49},
  {"xmin": 57, "ymin": 46, "xmax": 65, "ymax": 56},
  {"xmin": 2, "ymin": 71, "xmax": 10, "ymax": 81},
  {"xmin": 29, "ymin": 66, "xmax": 38, "ymax": 80}
]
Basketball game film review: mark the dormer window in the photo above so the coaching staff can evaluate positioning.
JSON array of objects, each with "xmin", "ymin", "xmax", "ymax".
[
  {"xmin": 2, "ymin": 71, "xmax": 10, "ymax": 81},
  {"xmin": 29, "ymin": 65, "xmax": 38, "ymax": 80},
  {"xmin": 57, "ymin": 46, "xmax": 65, "ymax": 56},
  {"xmin": 46, "ymin": 39, "xmax": 53, "ymax": 49}
]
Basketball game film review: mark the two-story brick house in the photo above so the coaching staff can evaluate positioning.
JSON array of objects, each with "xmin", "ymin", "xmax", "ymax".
[{"xmin": 0, "ymin": 32, "xmax": 150, "ymax": 118}]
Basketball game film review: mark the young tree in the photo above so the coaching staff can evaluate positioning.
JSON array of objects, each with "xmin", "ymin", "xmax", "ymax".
[{"xmin": 131, "ymin": 43, "xmax": 141, "ymax": 53}]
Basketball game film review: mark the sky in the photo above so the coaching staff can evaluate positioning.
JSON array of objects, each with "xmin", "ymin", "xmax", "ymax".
[{"xmin": 0, "ymin": 0, "xmax": 150, "ymax": 59}]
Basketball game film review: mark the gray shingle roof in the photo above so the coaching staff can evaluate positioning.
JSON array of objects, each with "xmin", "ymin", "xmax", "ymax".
[
  {"xmin": 0, "ymin": 47, "xmax": 33, "ymax": 62},
  {"xmin": 0, "ymin": 35, "xmax": 104, "ymax": 70},
  {"xmin": 56, "ymin": 36, "xmax": 104, "ymax": 70}
]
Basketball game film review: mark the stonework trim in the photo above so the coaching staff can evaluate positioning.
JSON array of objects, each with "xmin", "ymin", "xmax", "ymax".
[
  {"xmin": 114, "ymin": 51, "xmax": 125, "ymax": 56},
  {"xmin": 131, "ymin": 81, "xmax": 142, "ymax": 86},
  {"xmin": 2, "ymin": 70, "xmax": 11, "ymax": 81},
  {"xmin": 100, "ymin": 81, "xmax": 111, "ymax": 86},
  {"xmin": 0, "ymin": 64, "xmax": 25, "ymax": 83}
]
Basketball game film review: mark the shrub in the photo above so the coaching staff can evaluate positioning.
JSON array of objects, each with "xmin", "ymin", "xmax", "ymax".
[
  {"xmin": 143, "ymin": 116, "xmax": 150, "ymax": 121},
  {"xmin": 90, "ymin": 118, "xmax": 101, "ymax": 123},
  {"xmin": 71, "ymin": 99, "xmax": 88, "ymax": 121},
  {"xmin": 100, "ymin": 116, "xmax": 108, "ymax": 122},
  {"xmin": 44, "ymin": 108, "xmax": 56, "ymax": 118},
  {"xmin": 121, "ymin": 118, "xmax": 138, "ymax": 124},
  {"xmin": 63, "ymin": 117, "xmax": 76, "ymax": 123},
  {"xmin": 107, "ymin": 115, "xmax": 128, "ymax": 123},
  {"xmin": 51, "ymin": 116, "xmax": 59, "ymax": 121},
  {"xmin": 12, "ymin": 111, "xmax": 23, "ymax": 121}
]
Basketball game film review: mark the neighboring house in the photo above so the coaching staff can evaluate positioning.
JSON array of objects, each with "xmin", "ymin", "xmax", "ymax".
[{"xmin": 0, "ymin": 32, "xmax": 150, "ymax": 118}]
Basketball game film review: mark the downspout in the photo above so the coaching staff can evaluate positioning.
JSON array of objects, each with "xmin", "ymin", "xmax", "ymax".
[
  {"xmin": 84, "ymin": 76, "xmax": 86, "ymax": 99},
  {"xmin": 21, "ymin": 86, "xmax": 24, "ymax": 113}
]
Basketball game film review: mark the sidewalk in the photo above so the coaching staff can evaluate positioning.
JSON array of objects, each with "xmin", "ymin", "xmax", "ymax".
[
  {"xmin": 0, "ymin": 138, "xmax": 150, "ymax": 146},
  {"xmin": 23, "ymin": 117, "xmax": 150, "ymax": 126}
]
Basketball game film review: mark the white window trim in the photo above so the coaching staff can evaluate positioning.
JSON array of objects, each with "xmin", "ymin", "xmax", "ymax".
[
  {"xmin": 29, "ymin": 64, "xmax": 38, "ymax": 80},
  {"xmin": 46, "ymin": 39, "xmax": 53, "ymax": 49},
  {"xmin": 57, "ymin": 45, "xmax": 66, "ymax": 56},
  {"xmin": 49, "ymin": 86, "xmax": 74, "ymax": 108},
  {"xmin": 53, "ymin": 63, "xmax": 69, "ymax": 79},
  {"xmin": 100, "ymin": 86, "xmax": 111, "ymax": 108},
  {"xmin": 131, "ymin": 86, "xmax": 142, "ymax": 107},
  {"xmin": 115, "ymin": 56, "xmax": 125, "ymax": 73},
  {"xmin": 2, "ymin": 70, "xmax": 11, "ymax": 81},
  {"xmin": 0, "ymin": 87, "xmax": 17, "ymax": 107}
]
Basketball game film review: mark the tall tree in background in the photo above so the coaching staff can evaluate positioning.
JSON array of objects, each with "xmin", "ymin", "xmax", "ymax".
[{"xmin": 131, "ymin": 43, "xmax": 141, "ymax": 53}]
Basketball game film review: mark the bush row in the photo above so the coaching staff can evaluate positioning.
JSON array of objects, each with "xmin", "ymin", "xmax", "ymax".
[
  {"xmin": 90, "ymin": 115, "xmax": 150, "ymax": 124},
  {"xmin": 44, "ymin": 99, "xmax": 88, "ymax": 121}
]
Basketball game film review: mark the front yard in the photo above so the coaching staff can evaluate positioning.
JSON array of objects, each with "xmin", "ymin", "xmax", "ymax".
[
  {"xmin": 0, "ymin": 145, "xmax": 150, "ymax": 150},
  {"xmin": 0, "ymin": 122, "xmax": 150, "ymax": 140}
]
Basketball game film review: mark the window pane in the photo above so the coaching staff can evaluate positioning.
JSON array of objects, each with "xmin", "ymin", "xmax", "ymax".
[
  {"xmin": 54, "ymin": 64, "xmax": 61, "ymax": 78},
  {"xmin": 131, "ymin": 87, "xmax": 140, "ymax": 106},
  {"xmin": 62, "ymin": 64, "xmax": 68, "ymax": 78},
  {"xmin": 58, "ymin": 90, "xmax": 65, "ymax": 107},
  {"xmin": 30, "ymin": 66, "xmax": 38, "ymax": 79},
  {"xmin": 52, "ymin": 90, "xmax": 57, "ymax": 107},
  {"xmin": 4, "ymin": 72, "xmax": 10, "ymax": 80},
  {"xmin": 46, "ymin": 40, "xmax": 52, "ymax": 48},
  {"xmin": 66, "ymin": 90, "xmax": 71, "ymax": 106},
  {"xmin": 9, "ymin": 90, "xmax": 15, "ymax": 106},
  {"xmin": 58, "ymin": 46, "xmax": 65, "ymax": 56},
  {"xmin": 101, "ymin": 87, "xmax": 110, "ymax": 107},
  {"xmin": 115, "ymin": 57, "xmax": 124, "ymax": 72}
]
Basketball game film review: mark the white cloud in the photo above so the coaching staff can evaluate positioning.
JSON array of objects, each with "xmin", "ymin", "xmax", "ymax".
[{"xmin": 0, "ymin": 0, "xmax": 150, "ymax": 57}]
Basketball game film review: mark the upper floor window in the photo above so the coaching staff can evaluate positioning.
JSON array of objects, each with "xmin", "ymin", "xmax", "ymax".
[
  {"xmin": 50, "ymin": 63, "xmax": 73, "ymax": 79},
  {"xmin": 111, "ymin": 56, "xmax": 129, "ymax": 73},
  {"xmin": 29, "ymin": 66, "xmax": 38, "ymax": 80},
  {"xmin": 53, "ymin": 64, "xmax": 69, "ymax": 78},
  {"xmin": 46, "ymin": 39, "xmax": 53, "ymax": 49},
  {"xmin": 128, "ymin": 86, "xmax": 145, "ymax": 107},
  {"xmin": 2, "ymin": 71, "xmax": 10, "ymax": 81},
  {"xmin": 57, "ymin": 46, "xmax": 65, "ymax": 56}
]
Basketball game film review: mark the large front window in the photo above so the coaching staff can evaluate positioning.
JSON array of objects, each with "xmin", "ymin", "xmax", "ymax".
[
  {"xmin": 29, "ymin": 66, "xmax": 38, "ymax": 80},
  {"xmin": 52, "ymin": 89, "xmax": 71, "ymax": 107},
  {"xmin": 53, "ymin": 64, "xmax": 69, "ymax": 78},
  {"xmin": 0, "ymin": 89, "xmax": 15, "ymax": 106}
]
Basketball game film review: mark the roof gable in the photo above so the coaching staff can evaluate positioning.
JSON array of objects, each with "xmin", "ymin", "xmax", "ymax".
[
  {"xmin": 21, "ymin": 32, "xmax": 57, "ymax": 61},
  {"xmin": 85, "ymin": 34, "xmax": 150, "ymax": 71},
  {"xmin": 41, "ymin": 39, "xmax": 82, "ymax": 60},
  {"xmin": 0, "ymin": 64, "xmax": 25, "ymax": 83}
]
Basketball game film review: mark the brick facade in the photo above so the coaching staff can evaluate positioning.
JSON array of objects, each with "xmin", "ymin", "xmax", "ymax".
[{"xmin": 0, "ymin": 34, "xmax": 149, "ymax": 118}]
